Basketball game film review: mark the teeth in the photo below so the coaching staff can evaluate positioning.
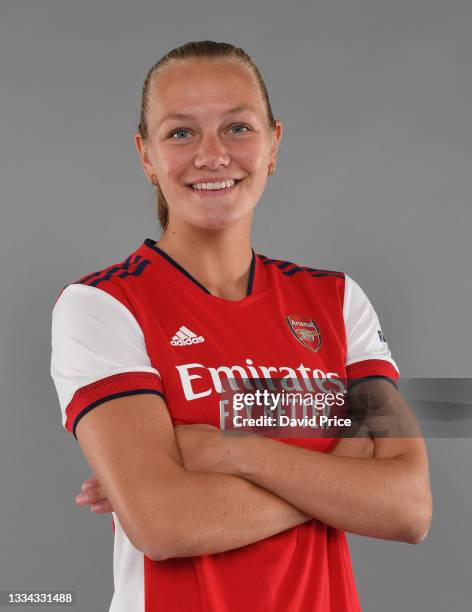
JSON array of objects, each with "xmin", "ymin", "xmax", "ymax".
[{"xmin": 192, "ymin": 179, "xmax": 236, "ymax": 190}]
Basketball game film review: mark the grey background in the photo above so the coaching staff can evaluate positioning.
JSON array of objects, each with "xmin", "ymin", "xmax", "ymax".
[{"xmin": 1, "ymin": 0, "xmax": 471, "ymax": 610}]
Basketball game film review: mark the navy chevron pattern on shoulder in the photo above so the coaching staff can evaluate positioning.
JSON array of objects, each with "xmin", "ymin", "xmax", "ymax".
[
  {"xmin": 74, "ymin": 255, "xmax": 151, "ymax": 288},
  {"xmin": 258, "ymin": 254, "xmax": 343, "ymax": 279}
]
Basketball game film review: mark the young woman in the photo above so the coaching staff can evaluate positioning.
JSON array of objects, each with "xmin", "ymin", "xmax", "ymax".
[{"xmin": 51, "ymin": 41, "xmax": 432, "ymax": 611}]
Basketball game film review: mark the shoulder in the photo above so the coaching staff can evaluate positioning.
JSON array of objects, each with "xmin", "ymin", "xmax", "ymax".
[
  {"xmin": 256, "ymin": 253, "xmax": 382, "ymax": 315},
  {"xmin": 342, "ymin": 273, "xmax": 380, "ymax": 317},
  {"xmin": 52, "ymin": 246, "xmax": 148, "ymax": 315},
  {"xmin": 257, "ymin": 252, "xmax": 345, "ymax": 280},
  {"xmin": 257, "ymin": 253, "xmax": 345, "ymax": 304}
]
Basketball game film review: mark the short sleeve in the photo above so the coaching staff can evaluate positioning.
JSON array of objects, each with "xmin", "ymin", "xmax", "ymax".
[
  {"xmin": 343, "ymin": 274, "xmax": 399, "ymax": 387},
  {"xmin": 50, "ymin": 283, "xmax": 164, "ymax": 439}
]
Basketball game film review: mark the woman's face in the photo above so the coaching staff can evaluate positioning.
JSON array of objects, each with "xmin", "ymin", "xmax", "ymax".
[{"xmin": 135, "ymin": 58, "xmax": 283, "ymax": 231}]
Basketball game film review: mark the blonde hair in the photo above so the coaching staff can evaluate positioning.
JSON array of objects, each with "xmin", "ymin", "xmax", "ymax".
[{"xmin": 137, "ymin": 40, "xmax": 277, "ymax": 233}]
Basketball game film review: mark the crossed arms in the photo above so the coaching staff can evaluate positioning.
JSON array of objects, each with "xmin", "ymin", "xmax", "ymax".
[{"xmin": 75, "ymin": 379, "xmax": 432, "ymax": 561}]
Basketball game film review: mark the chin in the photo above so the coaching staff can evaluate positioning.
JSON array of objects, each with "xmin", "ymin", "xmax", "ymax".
[
  {"xmin": 192, "ymin": 205, "xmax": 253, "ymax": 231},
  {"xmin": 193, "ymin": 215, "xmax": 238, "ymax": 231}
]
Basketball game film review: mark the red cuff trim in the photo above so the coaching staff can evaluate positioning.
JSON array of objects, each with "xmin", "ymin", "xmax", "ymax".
[
  {"xmin": 346, "ymin": 359, "xmax": 399, "ymax": 382},
  {"xmin": 65, "ymin": 371, "xmax": 164, "ymax": 437}
]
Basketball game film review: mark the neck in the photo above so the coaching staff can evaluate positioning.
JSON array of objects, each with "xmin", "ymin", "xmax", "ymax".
[{"xmin": 156, "ymin": 221, "xmax": 254, "ymax": 301}]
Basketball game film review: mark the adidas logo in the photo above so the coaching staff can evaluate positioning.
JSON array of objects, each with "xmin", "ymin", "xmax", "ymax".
[{"xmin": 170, "ymin": 325, "xmax": 205, "ymax": 347}]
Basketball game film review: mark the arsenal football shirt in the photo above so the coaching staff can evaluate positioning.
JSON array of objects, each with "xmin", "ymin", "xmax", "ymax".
[{"xmin": 50, "ymin": 238, "xmax": 399, "ymax": 611}]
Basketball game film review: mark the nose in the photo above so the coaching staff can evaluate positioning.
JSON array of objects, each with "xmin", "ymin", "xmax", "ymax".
[{"xmin": 194, "ymin": 133, "xmax": 230, "ymax": 170}]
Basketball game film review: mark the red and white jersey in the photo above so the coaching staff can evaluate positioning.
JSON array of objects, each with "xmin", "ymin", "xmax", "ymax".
[{"xmin": 50, "ymin": 238, "xmax": 399, "ymax": 612}]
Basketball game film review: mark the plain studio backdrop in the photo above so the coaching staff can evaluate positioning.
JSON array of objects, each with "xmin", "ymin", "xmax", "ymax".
[{"xmin": 1, "ymin": 1, "xmax": 470, "ymax": 610}]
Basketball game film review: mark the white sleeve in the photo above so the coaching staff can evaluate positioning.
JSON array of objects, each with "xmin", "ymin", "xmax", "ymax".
[
  {"xmin": 50, "ymin": 283, "xmax": 164, "ymax": 438},
  {"xmin": 343, "ymin": 274, "xmax": 399, "ymax": 383}
]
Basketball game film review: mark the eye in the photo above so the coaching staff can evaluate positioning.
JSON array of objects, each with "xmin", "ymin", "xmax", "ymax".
[
  {"xmin": 167, "ymin": 123, "xmax": 252, "ymax": 140},
  {"xmin": 168, "ymin": 127, "xmax": 191, "ymax": 139},
  {"xmin": 230, "ymin": 123, "xmax": 251, "ymax": 134}
]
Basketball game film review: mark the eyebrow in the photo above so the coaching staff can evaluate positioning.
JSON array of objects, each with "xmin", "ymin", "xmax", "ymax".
[{"xmin": 158, "ymin": 105, "xmax": 257, "ymax": 126}]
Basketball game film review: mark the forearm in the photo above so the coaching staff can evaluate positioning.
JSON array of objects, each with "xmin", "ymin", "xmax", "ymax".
[
  {"xmin": 230, "ymin": 436, "xmax": 429, "ymax": 543},
  {"xmin": 146, "ymin": 433, "xmax": 376, "ymax": 559},
  {"xmin": 148, "ymin": 467, "xmax": 311, "ymax": 560}
]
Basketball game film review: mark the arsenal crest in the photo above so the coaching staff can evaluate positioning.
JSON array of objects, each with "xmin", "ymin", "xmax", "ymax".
[{"xmin": 286, "ymin": 314, "xmax": 322, "ymax": 352}]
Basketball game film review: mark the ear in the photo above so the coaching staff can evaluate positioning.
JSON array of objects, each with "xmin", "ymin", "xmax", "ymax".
[
  {"xmin": 269, "ymin": 119, "xmax": 283, "ymax": 167},
  {"xmin": 134, "ymin": 132, "xmax": 156, "ymax": 183}
]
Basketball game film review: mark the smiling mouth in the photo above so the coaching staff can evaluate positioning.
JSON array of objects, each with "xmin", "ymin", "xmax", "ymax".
[{"xmin": 187, "ymin": 179, "xmax": 242, "ymax": 194}]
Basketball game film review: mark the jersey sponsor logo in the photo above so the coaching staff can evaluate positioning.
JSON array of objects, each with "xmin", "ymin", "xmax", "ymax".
[
  {"xmin": 170, "ymin": 325, "xmax": 205, "ymax": 346},
  {"xmin": 175, "ymin": 359, "xmax": 344, "ymax": 401},
  {"xmin": 286, "ymin": 314, "xmax": 322, "ymax": 353}
]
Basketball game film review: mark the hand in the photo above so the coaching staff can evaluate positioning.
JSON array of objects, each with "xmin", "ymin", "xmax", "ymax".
[{"xmin": 75, "ymin": 476, "xmax": 113, "ymax": 514}]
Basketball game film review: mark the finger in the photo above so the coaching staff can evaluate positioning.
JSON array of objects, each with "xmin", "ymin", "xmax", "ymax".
[
  {"xmin": 81, "ymin": 476, "xmax": 100, "ymax": 492},
  {"xmin": 76, "ymin": 493, "xmax": 91, "ymax": 506},
  {"xmin": 76, "ymin": 491, "xmax": 108, "ymax": 506},
  {"xmin": 90, "ymin": 500, "xmax": 113, "ymax": 514}
]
